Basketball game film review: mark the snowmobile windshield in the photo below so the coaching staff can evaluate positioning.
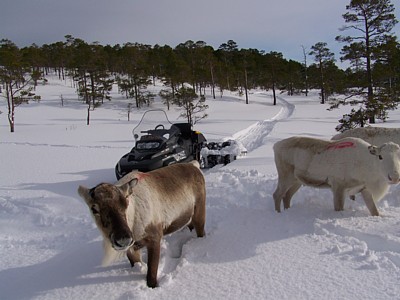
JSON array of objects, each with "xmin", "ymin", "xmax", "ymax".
[
  {"xmin": 132, "ymin": 109, "xmax": 179, "ymax": 144},
  {"xmin": 136, "ymin": 141, "xmax": 162, "ymax": 150}
]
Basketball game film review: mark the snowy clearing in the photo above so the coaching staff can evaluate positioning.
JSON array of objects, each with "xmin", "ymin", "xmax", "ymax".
[{"xmin": 1, "ymin": 77, "xmax": 400, "ymax": 300}]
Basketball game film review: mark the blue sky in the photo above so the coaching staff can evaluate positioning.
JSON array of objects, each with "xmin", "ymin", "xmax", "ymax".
[{"xmin": 1, "ymin": 0, "xmax": 399, "ymax": 65}]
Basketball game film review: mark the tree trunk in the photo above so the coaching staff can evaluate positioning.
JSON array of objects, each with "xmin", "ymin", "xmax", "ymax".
[
  {"xmin": 134, "ymin": 82, "xmax": 139, "ymax": 108},
  {"xmin": 319, "ymin": 59, "xmax": 325, "ymax": 104},
  {"xmin": 86, "ymin": 104, "xmax": 90, "ymax": 125},
  {"xmin": 366, "ymin": 34, "xmax": 375, "ymax": 124},
  {"xmin": 8, "ymin": 104, "xmax": 15, "ymax": 133},
  {"xmin": 90, "ymin": 72, "xmax": 96, "ymax": 109},
  {"xmin": 244, "ymin": 69, "xmax": 249, "ymax": 104},
  {"xmin": 301, "ymin": 45, "xmax": 309, "ymax": 97},
  {"xmin": 365, "ymin": 20, "xmax": 377, "ymax": 124},
  {"xmin": 210, "ymin": 62, "xmax": 216, "ymax": 99},
  {"xmin": 8, "ymin": 102, "xmax": 15, "ymax": 133},
  {"xmin": 272, "ymin": 81, "xmax": 277, "ymax": 106},
  {"xmin": 6, "ymin": 83, "xmax": 15, "ymax": 132}
]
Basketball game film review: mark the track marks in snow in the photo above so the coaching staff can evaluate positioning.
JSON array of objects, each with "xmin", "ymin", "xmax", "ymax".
[
  {"xmin": 206, "ymin": 168, "xmax": 274, "ymax": 210},
  {"xmin": 314, "ymin": 214, "xmax": 400, "ymax": 272},
  {"xmin": 234, "ymin": 96, "xmax": 294, "ymax": 152},
  {"xmin": 157, "ymin": 229, "xmax": 197, "ymax": 285}
]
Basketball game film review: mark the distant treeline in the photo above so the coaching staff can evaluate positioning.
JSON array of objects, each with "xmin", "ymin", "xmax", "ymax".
[
  {"xmin": 1, "ymin": 34, "xmax": 399, "ymax": 131},
  {"xmin": 2, "ymin": 36, "xmax": 350, "ymax": 102},
  {"xmin": 2, "ymin": 0, "xmax": 400, "ymax": 133},
  {"xmin": 3, "ymin": 35, "xmax": 400, "ymax": 100}
]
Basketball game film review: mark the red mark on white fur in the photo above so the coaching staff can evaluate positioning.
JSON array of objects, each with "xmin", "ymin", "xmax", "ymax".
[
  {"xmin": 135, "ymin": 172, "xmax": 166, "ymax": 181},
  {"xmin": 135, "ymin": 172, "xmax": 150, "ymax": 181},
  {"xmin": 327, "ymin": 141, "xmax": 355, "ymax": 150}
]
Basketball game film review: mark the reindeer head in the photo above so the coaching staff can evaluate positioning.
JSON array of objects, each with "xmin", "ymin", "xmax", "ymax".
[
  {"xmin": 369, "ymin": 142, "xmax": 400, "ymax": 184},
  {"xmin": 78, "ymin": 179, "xmax": 138, "ymax": 251}
]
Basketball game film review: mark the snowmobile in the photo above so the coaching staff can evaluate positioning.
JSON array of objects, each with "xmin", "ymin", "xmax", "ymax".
[{"xmin": 115, "ymin": 109, "xmax": 207, "ymax": 179}]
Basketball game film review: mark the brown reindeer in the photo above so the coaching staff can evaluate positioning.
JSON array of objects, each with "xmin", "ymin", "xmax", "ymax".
[{"xmin": 78, "ymin": 161, "xmax": 206, "ymax": 288}]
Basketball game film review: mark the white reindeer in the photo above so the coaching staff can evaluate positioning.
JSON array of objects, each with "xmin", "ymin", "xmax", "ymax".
[
  {"xmin": 273, "ymin": 136, "xmax": 400, "ymax": 216},
  {"xmin": 332, "ymin": 127, "xmax": 400, "ymax": 145}
]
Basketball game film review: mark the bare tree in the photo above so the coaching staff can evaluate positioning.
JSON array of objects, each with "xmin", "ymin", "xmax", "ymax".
[{"xmin": 301, "ymin": 45, "xmax": 309, "ymax": 96}]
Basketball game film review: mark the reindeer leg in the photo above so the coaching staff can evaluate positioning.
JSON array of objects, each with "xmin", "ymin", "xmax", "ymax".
[
  {"xmin": 273, "ymin": 181, "xmax": 299, "ymax": 212},
  {"xmin": 273, "ymin": 169, "xmax": 298, "ymax": 212},
  {"xmin": 143, "ymin": 225, "xmax": 163, "ymax": 288},
  {"xmin": 192, "ymin": 198, "xmax": 206, "ymax": 238},
  {"xmin": 273, "ymin": 189, "xmax": 285, "ymax": 212},
  {"xmin": 127, "ymin": 248, "xmax": 141, "ymax": 267},
  {"xmin": 146, "ymin": 239, "xmax": 161, "ymax": 288},
  {"xmin": 282, "ymin": 182, "xmax": 302, "ymax": 210},
  {"xmin": 332, "ymin": 185, "xmax": 346, "ymax": 211},
  {"xmin": 273, "ymin": 181, "xmax": 290, "ymax": 212},
  {"xmin": 361, "ymin": 189, "xmax": 379, "ymax": 216}
]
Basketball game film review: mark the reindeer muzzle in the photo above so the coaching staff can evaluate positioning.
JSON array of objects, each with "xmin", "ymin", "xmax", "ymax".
[{"xmin": 110, "ymin": 233, "xmax": 134, "ymax": 251}]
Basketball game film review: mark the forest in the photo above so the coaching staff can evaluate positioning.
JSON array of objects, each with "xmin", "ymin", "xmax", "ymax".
[{"xmin": 1, "ymin": 0, "xmax": 399, "ymax": 132}]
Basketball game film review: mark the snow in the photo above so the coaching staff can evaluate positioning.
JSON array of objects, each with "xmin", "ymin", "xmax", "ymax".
[{"xmin": 1, "ymin": 77, "xmax": 400, "ymax": 300}]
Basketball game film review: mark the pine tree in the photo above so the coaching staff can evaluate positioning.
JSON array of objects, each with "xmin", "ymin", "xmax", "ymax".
[
  {"xmin": 172, "ymin": 87, "xmax": 208, "ymax": 126},
  {"xmin": 309, "ymin": 42, "xmax": 335, "ymax": 104},
  {"xmin": 336, "ymin": 0, "xmax": 398, "ymax": 128},
  {"xmin": 0, "ymin": 39, "xmax": 40, "ymax": 132}
]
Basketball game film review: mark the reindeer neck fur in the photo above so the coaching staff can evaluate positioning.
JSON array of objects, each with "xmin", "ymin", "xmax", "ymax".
[
  {"xmin": 100, "ymin": 191, "xmax": 144, "ymax": 266},
  {"xmin": 101, "ymin": 239, "xmax": 125, "ymax": 266}
]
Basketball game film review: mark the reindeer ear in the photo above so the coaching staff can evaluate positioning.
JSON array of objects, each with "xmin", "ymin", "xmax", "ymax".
[
  {"xmin": 78, "ymin": 185, "xmax": 89, "ymax": 198},
  {"xmin": 368, "ymin": 145, "xmax": 380, "ymax": 156},
  {"xmin": 77, "ymin": 185, "xmax": 93, "ymax": 205},
  {"xmin": 119, "ymin": 178, "xmax": 138, "ymax": 197}
]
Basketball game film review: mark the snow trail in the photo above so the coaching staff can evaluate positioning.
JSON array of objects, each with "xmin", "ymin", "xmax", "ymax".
[{"xmin": 233, "ymin": 96, "xmax": 294, "ymax": 152}]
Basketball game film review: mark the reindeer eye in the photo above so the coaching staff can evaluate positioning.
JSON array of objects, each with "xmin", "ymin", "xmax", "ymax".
[
  {"xmin": 379, "ymin": 155, "xmax": 383, "ymax": 160},
  {"xmin": 91, "ymin": 205, "xmax": 100, "ymax": 215}
]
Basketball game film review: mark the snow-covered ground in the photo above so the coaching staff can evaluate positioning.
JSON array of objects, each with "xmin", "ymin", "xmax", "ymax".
[{"xmin": 1, "ymin": 77, "xmax": 400, "ymax": 300}]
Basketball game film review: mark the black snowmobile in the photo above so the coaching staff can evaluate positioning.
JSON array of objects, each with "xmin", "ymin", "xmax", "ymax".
[{"xmin": 115, "ymin": 109, "xmax": 206, "ymax": 179}]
